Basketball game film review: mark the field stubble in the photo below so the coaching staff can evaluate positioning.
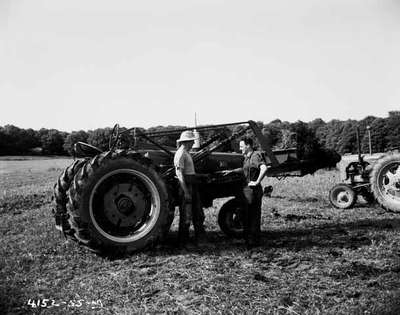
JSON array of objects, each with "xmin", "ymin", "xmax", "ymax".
[{"xmin": 1, "ymin": 158, "xmax": 400, "ymax": 314}]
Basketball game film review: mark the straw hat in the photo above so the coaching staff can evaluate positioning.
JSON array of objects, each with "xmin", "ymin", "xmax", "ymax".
[{"xmin": 176, "ymin": 130, "xmax": 196, "ymax": 143}]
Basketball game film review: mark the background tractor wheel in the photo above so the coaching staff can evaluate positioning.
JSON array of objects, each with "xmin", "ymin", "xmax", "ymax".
[
  {"xmin": 67, "ymin": 150, "xmax": 171, "ymax": 255},
  {"xmin": 53, "ymin": 158, "xmax": 88, "ymax": 233},
  {"xmin": 370, "ymin": 154, "xmax": 400, "ymax": 212},
  {"xmin": 218, "ymin": 198, "xmax": 244, "ymax": 238},
  {"xmin": 329, "ymin": 183, "xmax": 356, "ymax": 209}
]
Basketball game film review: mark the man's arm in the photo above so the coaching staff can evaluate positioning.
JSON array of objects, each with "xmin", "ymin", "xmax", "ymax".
[
  {"xmin": 248, "ymin": 151, "xmax": 268, "ymax": 186},
  {"xmin": 221, "ymin": 167, "xmax": 244, "ymax": 176},
  {"xmin": 174, "ymin": 150, "xmax": 191, "ymax": 199},
  {"xmin": 248, "ymin": 164, "xmax": 268, "ymax": 186},
  {"xmin": 231, "ymin": 167, "xmax": 244, "ymax": 174},
  {"xmin": 176, "ymin": 169, "xmax": 190, "ymax": 199}
]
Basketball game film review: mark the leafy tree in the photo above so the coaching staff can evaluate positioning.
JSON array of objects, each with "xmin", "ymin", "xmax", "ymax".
[
  {"xmin": 262, "ymin": 120, "xmax": 283, "ymax": 149},
  {"xmin": 309, "ymin": 118, "xmax": 327, "ymax": 146},
  {"xmin": 2, "ymin": 125, "xmax": 22, "ymax": 154},
  {"xmin": 145, "ymin": 125, "xmax": 186, "ymax": 148},
  {"xmin": 359, "ymin": 115, "xmax": 377, "ymax": 130},
  {"xmin": 0, "ymin": 125, "xmax": 40, "ymax": 155},
  {"xmin": 0, "ymin": 126, "xmax": 12, "ymax": 155},
  {"xmin": 337, "ymin": 120, "xmax": 357, "ymax": 154},
  {"xmin": 21, "ymin": 128, "xmax": 41, "ymax": 151},
  {"xmin": 40, "ymin": 129, "xmax": 67, "ymax": 155},
  {"xmin": 309, "ymin": 118, "xmax": 326, "ymax": 132},
  {"xmin": 358, "ymin": 115, "xmax": 378, "ymax": 147},
  {"xmin": 1, "ymin": 111, "xmax": 398, "ymax": 157},
  {"xmin": 359, "ymin": 118, "xmax": 386, "ymax": 153},
  {"xmin": 318, "ymin": 120, "xmax": 344, "ymax": 152},
  {"xmin": 87, "ymin": 128, "xmax": 113, "ymax": 151},
  {"xmin": 63, "ymin": 130, "xmax": 89, "ymax": 156},
  {"xmin": 385, "ymin": 111, "xmax": 400, "ymax": 150},
  {"xmin": 290, "ymin": 121, "xmax": 321, "ymax": 159},
  {"xmin": 279, "ymin": 129, "xmax": 296, "ymax": 149}
]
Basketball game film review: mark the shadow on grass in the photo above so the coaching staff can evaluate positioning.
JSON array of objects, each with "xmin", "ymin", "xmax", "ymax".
[
  {"xmin": 92, "ymin": 216, "xmax": 400, "ymax": 262},
  {"xmin": 154, "ymin": 217, "xmax": 400, "ymax": 254},
  {"xmin": 0, "ymin": 278, "xmax": 26, "ymax": 315}
]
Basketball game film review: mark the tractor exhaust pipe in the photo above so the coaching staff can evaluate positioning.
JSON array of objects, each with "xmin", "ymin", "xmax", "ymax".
[{"xmin": 356, "ymin": 126, "xmax": 362, "ymax": 163}]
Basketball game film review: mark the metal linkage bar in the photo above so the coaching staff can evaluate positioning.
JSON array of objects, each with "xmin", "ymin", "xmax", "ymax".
[
  {"xmin": 134, "ymin": 130, "xmax": 174, "ymax": 157},
  {"xmin": 161, "ymin": 126, "xmax": 250, "ymax": 179},
  {"xmin": 118, "ymin": 119, "xmax": 280, "ymax": 176},
  {"xmin": 193, "ymin": 126, "xmax": 250, "ymax": 163},
  {"xmin": 197, "ymin": 133, "xmax": 224, "ymax": 151}
]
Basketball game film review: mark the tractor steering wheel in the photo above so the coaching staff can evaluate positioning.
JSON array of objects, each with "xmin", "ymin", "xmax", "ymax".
[{"xmin": 109, "ymin": 123, "xmax": 120, "ymax": 151}]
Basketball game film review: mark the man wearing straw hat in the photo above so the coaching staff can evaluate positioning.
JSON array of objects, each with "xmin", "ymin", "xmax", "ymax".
[{"xmin": 174, "ymin": 130, "xmax": 206, "ymax": 247}]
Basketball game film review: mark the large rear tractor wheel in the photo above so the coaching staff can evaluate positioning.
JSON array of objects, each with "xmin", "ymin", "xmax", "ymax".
[
  {"xmin": 67, "ymin": 150, "xmax": 171, "ymax": 255},
  {"xmin": 218, "ymin": 198, "xmax": 244, "ymax": 239},
  {"xmin": 370, "ymin": 154, "xmax": 400, "ymax": 212},
  {"xmin": 329, "ymin": 183, "xmax": 356, "ymax": 209},
  {"xmin": 53, "ymin": 158, "xmax": 89, "ymax": 233}
]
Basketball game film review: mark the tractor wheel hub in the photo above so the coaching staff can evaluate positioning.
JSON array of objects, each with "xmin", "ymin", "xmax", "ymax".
[
  {"xmin": 115, "ymin": 194, "xmax": 135, "ymax": 215},
  {"xmin": 337, "ymin": 191, "xmax": 349, "ymax": 203}
]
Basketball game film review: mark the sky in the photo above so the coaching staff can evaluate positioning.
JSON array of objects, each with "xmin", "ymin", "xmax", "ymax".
[{"xmin": 1, "ymin": 0, "xmax": 399, "ymax": 131}]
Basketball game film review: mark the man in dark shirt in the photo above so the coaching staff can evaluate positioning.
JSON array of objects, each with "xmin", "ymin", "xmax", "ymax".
[{"xmin": 223, "ymin": 137, "xmax": 268, "ymax": 247}]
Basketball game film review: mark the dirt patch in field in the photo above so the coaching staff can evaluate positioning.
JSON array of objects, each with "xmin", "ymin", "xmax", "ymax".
[{"xmin": 0, "ymin": 192, "xmax": 51, "ymax": 214}]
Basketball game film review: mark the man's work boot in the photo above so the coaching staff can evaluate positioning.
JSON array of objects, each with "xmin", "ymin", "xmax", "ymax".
[
  {"xmin": 194, "ymin": 227, "xmax": 207, "ymax": 248},
  {"xmin": 246, "ymin": 237, "xmax": 261, "ymax": 249},
  {"xmin": 177, "ymin": 226, "xmax": 190, "ymax": 249}
]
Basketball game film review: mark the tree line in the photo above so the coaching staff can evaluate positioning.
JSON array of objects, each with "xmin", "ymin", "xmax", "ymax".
[{"xmin": 1, "ymin": 111, "xmax": 399, "ymax": 156}]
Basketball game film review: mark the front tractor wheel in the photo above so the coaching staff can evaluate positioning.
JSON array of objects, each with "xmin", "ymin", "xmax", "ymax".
[
  {"xmin": 329, "ymin": 183, "xmax": 356, "ymax": 209},
  {"xmin": 67, "ymin": 151, "xmax": 171, "ymax": 255},
  {"xmin": 218, "ymin": 198, "xmax": 245, "ymax": 239},
  {"xmin": 370, "ymin": 154, "xmax": 400, "ymax": 212}
]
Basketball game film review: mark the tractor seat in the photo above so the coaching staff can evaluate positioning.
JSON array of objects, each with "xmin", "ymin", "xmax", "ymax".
[{"xmin": 73, "ymin": 142, "xmax": 103, "ymax": 158}]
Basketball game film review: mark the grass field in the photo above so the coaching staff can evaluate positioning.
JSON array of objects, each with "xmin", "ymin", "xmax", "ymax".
[{"xmin": 1, "ymin": 157, "xmax": 400, "ymax": 314}]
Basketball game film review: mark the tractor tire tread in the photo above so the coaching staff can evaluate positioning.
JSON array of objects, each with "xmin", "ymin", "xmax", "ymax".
[
  {"xmin": 370, "ymin": 153, "xmax": 400, "ymax": 213},
  {"xmin": 66, "ymin": 149, "xmax": 171, "ymax": 255}
]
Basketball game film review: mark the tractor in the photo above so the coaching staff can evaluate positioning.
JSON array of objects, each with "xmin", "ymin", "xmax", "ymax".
[
  {"xmin": 53, "ymin": 120, "xmax": 343, "ymax": 255},
  {"xmin": 329, "ymin": 127, "xmax": 400, "ymax": 211}
]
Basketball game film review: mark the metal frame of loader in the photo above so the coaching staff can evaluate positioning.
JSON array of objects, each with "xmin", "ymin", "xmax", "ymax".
[
  {"xmin": 116, "ymin": 120, "xmax": 335, "ymax": 239},
  {"xmin": 119, "ymin": 120, "xmax": 311, "ymax": 180},
  {"xmin": 77, "ymin": 119, "xmax": 341, "ymax": 214},
  {"xmin": 73, "ymin": 119, "xmax": 325, "ymax": 214}
]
